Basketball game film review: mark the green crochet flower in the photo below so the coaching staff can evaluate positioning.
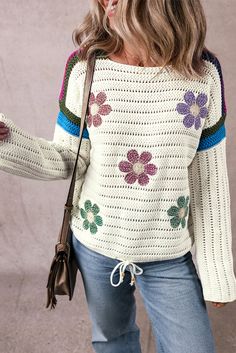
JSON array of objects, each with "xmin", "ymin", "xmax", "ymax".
[
  {"xmin": 167, "ymin": 196, "xmax": 189, "ymax": 229},
  {"xmin": 80, "ymin": 200, "xmax": 103, "ymax": 234}
]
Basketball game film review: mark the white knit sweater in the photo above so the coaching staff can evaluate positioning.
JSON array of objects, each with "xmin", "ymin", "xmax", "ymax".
[{"xmin": 0, "ymin": 48, "xmax": 235, "ymax": 303}]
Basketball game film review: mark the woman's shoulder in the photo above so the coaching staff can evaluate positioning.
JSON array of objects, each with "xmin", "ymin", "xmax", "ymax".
[
  {"xmin": 63, "ymin": 47, "xmax": 85, "ymax": 69},
  {"xmin": 60, "ymin": 47, "xmax": 88, "ymax": 87},
  {"xmin": 201, "ymin": 49, "xmax": 224, "ymax": 81}
]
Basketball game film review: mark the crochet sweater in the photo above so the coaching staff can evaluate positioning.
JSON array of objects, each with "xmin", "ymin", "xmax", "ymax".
[{"xmin": 0, "ymin": 48, "xmax": 236, "ymax": 303}]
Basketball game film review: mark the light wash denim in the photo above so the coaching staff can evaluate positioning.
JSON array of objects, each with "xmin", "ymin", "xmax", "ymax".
[{"xmin": 71, "ymin": 231, "xmax": 216, "ymax": 353}]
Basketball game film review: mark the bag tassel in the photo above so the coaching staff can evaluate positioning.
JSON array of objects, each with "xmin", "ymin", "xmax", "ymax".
[{"xmin": 46, "ymin": 254, "xmax": 62, "ymax": 309}]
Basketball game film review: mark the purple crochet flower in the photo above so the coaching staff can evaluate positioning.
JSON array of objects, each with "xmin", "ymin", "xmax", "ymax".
[
  {"xmin": 118, "ymin": 149, "xmax": 157, "ymax": 186},
  {"xmin": 176, "ymin": 91, "xmax": 208, "ymax": 130}
]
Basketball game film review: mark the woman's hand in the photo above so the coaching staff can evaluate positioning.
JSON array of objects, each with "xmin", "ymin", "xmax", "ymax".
[
  {"xmin": 0, "ymin": 121, "xmax": 10, "ymax": 140},
  {"xmin": 211, "ymin": 302, "xmax": 227, "ymax": 308}
]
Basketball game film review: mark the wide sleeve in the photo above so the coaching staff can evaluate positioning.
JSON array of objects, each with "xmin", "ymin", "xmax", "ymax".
[
  {"xmin": 0, "ymin": 49, "xmax": 90, "ymax": 181},
  {"xmin": 188, "ymin": 55, "xmax": 236, "ymax": 302}
]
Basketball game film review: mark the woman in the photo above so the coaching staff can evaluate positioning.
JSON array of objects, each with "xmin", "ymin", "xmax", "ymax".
[{"xmin": 0, "ymin": 0, "xmax": 235, "ymax": 352}]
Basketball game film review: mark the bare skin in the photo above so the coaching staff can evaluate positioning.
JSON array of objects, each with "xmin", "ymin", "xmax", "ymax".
[
  {"xmin": 99, "ymin": 0, "xmax": 157, "ymax": 67},
  {"xmin": 0, "ymin": 121, "xmax": 10, "ymax": 140}
]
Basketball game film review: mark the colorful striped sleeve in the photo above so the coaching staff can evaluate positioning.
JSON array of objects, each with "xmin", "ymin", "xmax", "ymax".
[
  {"xmin": 197, "ymin": 52, "xmax": 227, "ymax": 152},
  {"xmin": 52, "ymin": 49, "xmax": 91, "ymax": 179},
  {"xmin": 188, "ymin": 53, "xmax": 236, "ymax": 302},
  {"xmin": 56, "ymin": 49, "xmax": 89, "ymax": 140},
  {"xmin": 0, "ymin": 49, "xmax": 90, "ymax": 182}
]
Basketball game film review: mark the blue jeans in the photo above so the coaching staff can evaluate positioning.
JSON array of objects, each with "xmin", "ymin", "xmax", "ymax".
[{"xmin": 71, "ymin": 232, "xmax": 216, "ymax": 353}]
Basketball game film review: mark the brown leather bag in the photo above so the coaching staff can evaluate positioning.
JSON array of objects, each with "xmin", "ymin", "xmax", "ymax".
[{"xmin": 46, "ymin": 51, "xmax": 96, "ymax": 309}]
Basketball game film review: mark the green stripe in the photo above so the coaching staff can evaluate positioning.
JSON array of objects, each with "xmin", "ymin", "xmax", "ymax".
[
  {"xmin": 59, "ymin": 50, "xmax": 85, "ymax": 127},
  {"xmin": 59, "ymin": 100, "xmax": 81, "ymax": 126},
  {"xmin": 201, "ymin": 112, "xmax": 226, "ymax": 138}
]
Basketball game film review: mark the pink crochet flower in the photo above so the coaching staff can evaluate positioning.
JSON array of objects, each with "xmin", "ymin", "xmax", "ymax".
[
  {"xmin": 87, "ymin": 91, "xmax": 112, "ymax": 127},
  {"xmin": 118, "ymin": 149, "xmax": 157, "ymax": 186}
]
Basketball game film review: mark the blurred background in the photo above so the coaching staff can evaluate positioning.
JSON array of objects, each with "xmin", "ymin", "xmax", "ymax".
[{"xmin": 0, "ymin": 1, "xmax": 235, "ymax": 352}]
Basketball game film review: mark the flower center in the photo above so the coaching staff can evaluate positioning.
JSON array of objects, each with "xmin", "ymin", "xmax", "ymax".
[
  {"xmin": 133, "ymin": 162, "xmax": 145, "ymax": 175},
  {"xmin": 178, "ymin": 207, "xmax": 186, "ymax": 219},
  {"xmin": 190, "ymin": 103, "xmax": 200, "ymax": 117},
  {"xmin": 90, "ymin": 103, "xmax": 100, "ymax": 116},
  {"xmin": 87, "ymin": 211, "xmax": 95, "ymax": 223}
]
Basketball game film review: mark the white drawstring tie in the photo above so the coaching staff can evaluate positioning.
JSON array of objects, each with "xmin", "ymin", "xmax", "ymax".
[{"xmin": 110, "ymin": 260, "xmax": 144, "ymax": 287}]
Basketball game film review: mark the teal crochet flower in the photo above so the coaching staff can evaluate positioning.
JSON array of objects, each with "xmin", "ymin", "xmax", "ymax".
[
  {"xmin": 167, "ymin": 196, "xmax": 189, "ymax": 229},
  {"xmin": 80, "ymin": 200, "xmax": 103, "ymax": 234}
]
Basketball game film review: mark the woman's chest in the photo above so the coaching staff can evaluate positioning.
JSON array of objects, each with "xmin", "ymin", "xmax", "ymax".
[
  {"xmin": 74, "ymin": 64, "xmax": 210, "ymax": 164},
  {"xmin": 86, "ymin": 79, "xmax": 209, "ymax": 159}
]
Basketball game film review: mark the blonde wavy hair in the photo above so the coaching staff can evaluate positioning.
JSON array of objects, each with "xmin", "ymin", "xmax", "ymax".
[{"xmin": 72, "ymin": 0, "xmax": 216, "ymax": 79}]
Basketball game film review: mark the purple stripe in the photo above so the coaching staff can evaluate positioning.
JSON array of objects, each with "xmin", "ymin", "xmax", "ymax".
[{"xmin": 59, "ymin": 49, "xmax": 79, "ymax": 101}]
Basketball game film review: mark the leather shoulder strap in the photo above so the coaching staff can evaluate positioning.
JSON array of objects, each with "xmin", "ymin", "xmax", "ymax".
[{"xmin": 65, "ymin": 52, "xmax": 96, "ymax": 208}]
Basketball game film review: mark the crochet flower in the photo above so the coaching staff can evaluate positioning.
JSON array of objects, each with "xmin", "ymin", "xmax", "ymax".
[
  {"xmin": 80, "ymin": 200, "xmax": 103, "ymax": 234},
  {"xmin": 167, "ymin": 196, "xmax": 189, "ymax": 229},
  {"xmin": 176, "ymin": 91, "xmax": 208, "ymax": 130},
  {"xmin": 87, "ymin": 91, "xmax": 112, "ymax": 127},
  {"xmin": 118, "ymin": 149, "xmax": 157, "ymax": 185}
]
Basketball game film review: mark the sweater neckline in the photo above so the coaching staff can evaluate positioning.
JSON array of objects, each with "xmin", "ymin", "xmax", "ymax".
[{"xmin": 97, "ymin": 55, "xmax": 169, "ymax": 73}]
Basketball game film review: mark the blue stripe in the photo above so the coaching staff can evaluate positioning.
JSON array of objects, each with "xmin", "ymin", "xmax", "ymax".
[
  {"xmin": 197, "ymin": 124, "xmax": 226, "ymax": 151},
  {"xmin": 57, "ymin": 111, "xmax": 89, "ymax": 139}
]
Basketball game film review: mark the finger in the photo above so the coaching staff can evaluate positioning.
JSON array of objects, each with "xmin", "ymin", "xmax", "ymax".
[
  {"xmin": 0, "ymin": 133, "xmax": 9, "ymax": 140},
  {"xmin": 0, "ymin": 128, "xmax": 9, "ymax": 133},
  {"xmin": 0, "ymin": 122, "xmax": 7, "ymax": 128},
  {"xmin": 212, "ymin": 302, "xmax": 222, "ymax": 307},
  {"xmin": 0, "ymin": 132, "xmax": 10, "ymax": 137}
]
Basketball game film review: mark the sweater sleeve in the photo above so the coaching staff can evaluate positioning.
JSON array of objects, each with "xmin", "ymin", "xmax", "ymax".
[
  {"xmin": 188, "ymin": 55, "xmax": 236, "ymax": 303},
  {"xmin": 0, "ymin": 49, "xmax": 90, "ymax": 181}
]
